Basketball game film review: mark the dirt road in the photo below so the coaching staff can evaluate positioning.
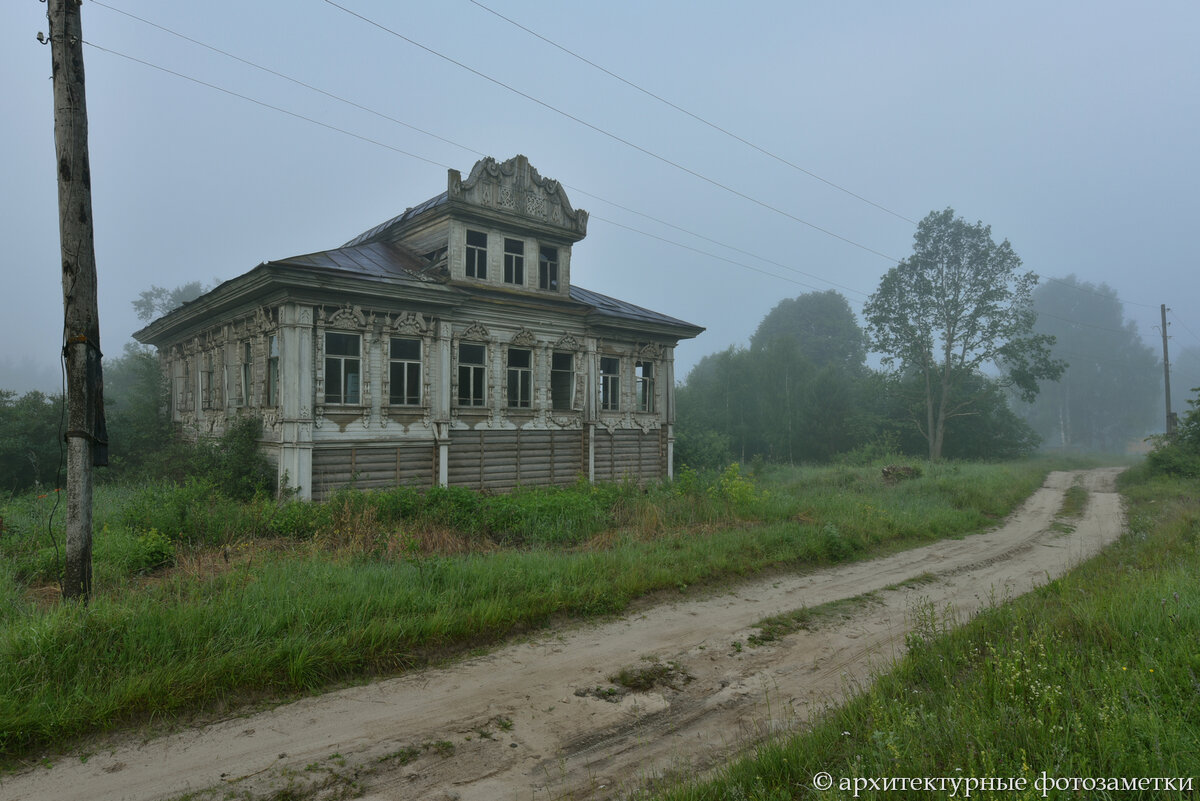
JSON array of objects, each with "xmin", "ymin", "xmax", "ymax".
[{"xmin": 1, "ymin": 468, "xmax": 1126, "ymax": 801}]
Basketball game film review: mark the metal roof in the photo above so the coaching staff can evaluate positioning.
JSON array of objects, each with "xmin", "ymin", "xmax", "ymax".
[
  {"xmin": 342, "ymin": 192, "xmax": 449, "ymax": 248},
  {"xmin": 275, "ymin": 239, "xmax": 442, "ymax": 283},
  {"xmin": 569, "ymin": 285, "xmax": 701, "ymax": 332}
]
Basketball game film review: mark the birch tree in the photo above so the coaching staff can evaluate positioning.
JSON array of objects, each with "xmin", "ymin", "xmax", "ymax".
[{"xmin": 865, "ymin": 208, "xmax": 1064, "ymax": 460}]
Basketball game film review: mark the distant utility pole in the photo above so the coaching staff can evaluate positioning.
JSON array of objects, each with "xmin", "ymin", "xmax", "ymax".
[
  {"xmin": 1161, "ymin": 304, "xmax": 1175, "ymax": 436},
  {"xmin": 47, "ymin": 0, "xmax": 107, "ymax": 601}
]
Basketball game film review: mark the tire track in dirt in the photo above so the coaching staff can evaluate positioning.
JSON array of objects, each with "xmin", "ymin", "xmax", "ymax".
[{"xmin": 0, "ymin": 468, "xmax": 1126, "ymax": 801}]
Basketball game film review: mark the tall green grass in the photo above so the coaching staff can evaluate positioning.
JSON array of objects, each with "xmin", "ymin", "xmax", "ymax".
[
  {"xmin": 652, "ymin": 468, "xmax": 1200, "ymax": 801},
  {"xmin": 0, "ymin": 458, "xmax": 1061, "ymax": 760}
]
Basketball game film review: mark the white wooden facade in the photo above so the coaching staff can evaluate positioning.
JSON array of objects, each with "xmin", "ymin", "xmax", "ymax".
[{"xmin": 135, "ymin": 156, "xmax": 703, "ymax": 499}]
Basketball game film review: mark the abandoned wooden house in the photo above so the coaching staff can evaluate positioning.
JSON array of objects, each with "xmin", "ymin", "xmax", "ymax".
[{"xmin": 134, "ymin": 155, "xmax": 704, "ymax": 500}]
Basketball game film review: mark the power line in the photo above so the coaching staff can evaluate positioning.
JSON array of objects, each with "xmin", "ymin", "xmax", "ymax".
[
  {"xmin": 467, "ymin": 0, "xmax": 916, "ymax": 226},
  {"xmin": 80, "ymin": 17, "xmax": 1187, "ymax": 339},
  {"xmin": 591, "ymin": 213, "xmax": 866, "ymax": 299},
  {"xmin": 319, "ymin": 0, "xmax": 900, "ymax": 263},
  {"xmin": 1168, "ymin": 309, "xmax": 1200, "ymax": 347},
  {"xmin": 569, "ymin": 186, "xmax": 869, "ymax": 299},
  {"xmin": 90, "ymin": 0, "xmax": 486, "ymax": 161},
  {"xmin": 1041, "ymin": 275, "xmax": 1158, "ymax": 309},
  {"xmin": 81, "ymin": 41, "xmax": 866, "ymax": 299},
  {"xmin": 1036, "ymin": 310, "xmax": 1143, "ymax": 336},
  {"xmin": 84, "ymin": 2, "xmax": 876, "ymax": 298},
  {"xmin": 81, "ymin": 41, "xmax": 454, "ymax": 171}
]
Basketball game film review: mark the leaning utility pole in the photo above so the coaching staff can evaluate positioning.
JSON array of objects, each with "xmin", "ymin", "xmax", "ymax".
[
  {"xmin": 1161, "ymin": 304, "xmax": 1175, "ymax": 436},
  {"xmin": 47, "ymin": 0, "xmax": 107, "ymax": 601}
]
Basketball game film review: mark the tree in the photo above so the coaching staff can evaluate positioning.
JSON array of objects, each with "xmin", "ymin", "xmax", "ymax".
[
  {"xmin": 750, "ymin": 290, "xmax": 867, "ymax": 370},
  {"xmin": 0, "ymin": 390, "xmax": 65, "ymax": 493},
  {"xmin": 864, "ymin": 208, "xmax": 1064, "ymax": 460},
  {"xmin": 1020, "ymin": 276, "xmax": 1160, "ymax": 451},
  {"xmin": 132, "ymin": 280, "xmax": 214, "ymax": 323}
]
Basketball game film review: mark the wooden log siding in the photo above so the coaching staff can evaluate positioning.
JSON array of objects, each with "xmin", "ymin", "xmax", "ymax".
[
  {"xmin": 592, "ymin": 428, "xmax": 665, "ymax": 483},
  {"xmin": 311, "ymin": 444, "xmax": 435, "ymax": 499},
  {"xmin": 447, "ymin": 429, "xmax": 584, "ymax": 490}
]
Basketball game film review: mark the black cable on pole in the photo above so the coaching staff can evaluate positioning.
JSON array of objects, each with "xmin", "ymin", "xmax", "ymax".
[
  {"xmin": 319, "ymin": 0, "xmax": 901, "ymax": 263},
  {"xmin": 467, "ymin": 0, "xmax": 917, "ymax": 226}
]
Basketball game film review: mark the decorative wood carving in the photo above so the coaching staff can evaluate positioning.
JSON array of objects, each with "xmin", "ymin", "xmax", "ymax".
[
  {"xmin": 460, "ymin": 321, "xmax": 490, "ymax": 342},
  {"xmin": 510, "ymin": 327, "xmax": 537, "ymax": 347},
  {"xmin": 447, "ymin": 155, "xmax": 588, "ymax": 236},
  {"xmin": 390, "ymin": 311, "xmax": 429, "ymax": 335}
]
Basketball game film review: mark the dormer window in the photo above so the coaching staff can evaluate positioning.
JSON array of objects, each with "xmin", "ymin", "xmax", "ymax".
[
  {"xmin": 504, "ymin": 238, "xmax": 525, "ymax": 285},
  {"xmin": 539, "ymin": 246, "xmax": 559, "ymax": 291},
  {"xmin": 466, "ymin": 230, "xmax": 488, "ymax": 279}
]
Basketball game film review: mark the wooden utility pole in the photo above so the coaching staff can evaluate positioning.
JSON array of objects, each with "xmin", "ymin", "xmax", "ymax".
[
  {"xmin": 1161, "ymin": 304, "xmax": 1175, "ymax": 436},
  {"xmin": 48, "ymin": 0, "xmax": 107, "ymax": 601}
]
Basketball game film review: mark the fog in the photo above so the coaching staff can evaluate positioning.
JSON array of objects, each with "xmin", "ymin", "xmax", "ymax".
[{"xmin": 3, "ymin": 1, "xmax": 1198, "ymax": 422}]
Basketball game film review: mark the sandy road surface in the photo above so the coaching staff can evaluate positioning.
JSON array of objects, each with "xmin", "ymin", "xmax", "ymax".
[{"xmin": 1, "ymin": 468, "xmax": 1126, "ymax": 801}]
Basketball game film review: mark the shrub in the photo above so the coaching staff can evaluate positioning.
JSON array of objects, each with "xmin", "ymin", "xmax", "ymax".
[{"xmin": 1146, "ymin": 388, "xmax": 1200, "ymax": 478}]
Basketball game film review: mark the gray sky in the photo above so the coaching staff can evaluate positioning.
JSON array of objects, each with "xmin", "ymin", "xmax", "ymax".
[{"xmin": 4, "ymin": 0, "xmax": 1199, "ymax": 397}]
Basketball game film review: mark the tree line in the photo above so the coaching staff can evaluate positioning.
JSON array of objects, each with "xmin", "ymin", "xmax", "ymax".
[
  {"xmin": 1, "ymin": 211, "xmax": 1183, "ymax": 491},
  {"xmin": 676, "ymin": 209, "xmax": 1171, "ymax": 469}
]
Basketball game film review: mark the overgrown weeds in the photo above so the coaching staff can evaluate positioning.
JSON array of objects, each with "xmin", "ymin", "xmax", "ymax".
[
  {"xmin": 650, "ymin": 466, "xmax": 1200, "ymax": 801},
  {"xmin": 0, "ymin": 457, "xmax": 1062, "ymax": 761}
]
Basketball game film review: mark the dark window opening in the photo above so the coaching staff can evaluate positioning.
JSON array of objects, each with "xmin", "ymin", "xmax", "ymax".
[
  {"xmin": 458, "ymin": 342, "xmax": 486, "ymax": 406},
  {"xmin": 538, "ymin": 245, "xmax": 559, "ymax": 290},
  {"xmin": 466, "ymin": 229, "xmax": 488, "ymax": 279},
  {"xmin": 504, "ymin": 238, "xmax": 525, "ymax": 285}
]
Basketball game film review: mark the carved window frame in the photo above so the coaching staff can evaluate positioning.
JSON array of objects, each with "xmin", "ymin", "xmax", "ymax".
[
  {"xmin": 454, "ymin": 321, "xmax": 491, "ymax": 409},
  {"xmin": 381, "ymin": 312, "xmax": 433, "ymax": 414},
  {"xmin": 599, "ymin": 354, "xmax": 622, "ymax": 413}
]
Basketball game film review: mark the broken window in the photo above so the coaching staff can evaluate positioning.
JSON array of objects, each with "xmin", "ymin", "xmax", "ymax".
[
  {"xmin": 266, "ymin": 335, "xmax": 280, "ymax": 407},
  {"xmin": 200, "ymin": 353, "xmax": 214, "ymax": 410},
  {"xmin": 504, "ymin": 238, "xmax": 525, "ymax": 285},
  {"xmin": 241, "ymin": 341, "xmax": 253, "ymax": 406},
  {"xmin": 636, "ymin": 360, "xmax": 655, "ymax": 413},
  {"xmin": 600, "ymin": 356, "xmax": 621, "ymax": 412},
  {"xmin": 389, "ymin": 337, "xmax": 422, "ymax": 406},
  {"xmin": 507, "ymin": 347, "xmax": 532, "ymax": 408},
  {"xmin": 466, "ymin": 229, "xmax": 488, "ymax": 279},
  {"xmin": 551, "ymin": 351, "xmax": 574, "ymax": 410},
  {"xmin": 324, "ymin": 332, "xmax": 361, "ymax": 405},
  {"xmin": 458, "ymin": 342, "xmax": 487, "ymax": 407},
  {"xmin": 538, "ymin": 245, "xmax": 559, "ymax": 290}
]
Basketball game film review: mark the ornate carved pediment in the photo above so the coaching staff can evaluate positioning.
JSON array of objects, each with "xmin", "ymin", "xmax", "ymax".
[
  {"xmin": 460, "ymin": 321, "xmax": 490, "ymax": 342},
  {"xmin": 254, "ymin": 306, "xmax": 277, "ymax": 332},
  {"xmin": 637, "ymin": 342, "xmax": 665, "ymax": 361},
  {"xmin": 321, "ymin": 304, "xmax": 367, "ymax": 330},
  {"xmin": 510, "ymin": 327, "xmax": 537, "ymax": 347},
  {"xmin": 553, "ymin": 333, "xmax": 582, "ymax": 351},
  {"xmin": 390, "ymin": 311, "xmax": 430, "ymax": 335},
  {"xmin": 447, "ymin": 155, "xmax": 588, "ymax": 237}
]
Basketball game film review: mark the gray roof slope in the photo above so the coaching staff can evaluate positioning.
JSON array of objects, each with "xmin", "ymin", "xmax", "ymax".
[
  {"xmin": 343, "ymin": 192, "xmax": 449, "ymax": 248},
  {"xmin": 569, "ymin": 285, "xmax": 701, "ymax": 332},
  {"xmin": 275, "ymin": 239, "xmax": 443, "ymax": 283}
]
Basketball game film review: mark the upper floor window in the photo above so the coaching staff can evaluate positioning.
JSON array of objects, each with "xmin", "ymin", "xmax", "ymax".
[
  {"xmin": 466, "ymin": 229, "xmax": 488, "ymax": 279},
  {"xmin": 507, "ymin": 347, "xmax": 532, "ymax": 408},
  {"xmin": 600, "ymin": 356, "xmax": 621, "ymax": 412},
  {"xmin": 504, "ymin": 238, "xmax": 525, "ymax": 285},
  {"xmin": 324, "ymin": 332, "xmax": 361, "ymax": 405},
  {"xmin": 241, "ymin": 341, "xmax": 253, "ymax": 406},
  {"xmin": 266, "ymin": 335, "xmax": 280, "ymax": 407},
  {"xmin": 389, "ymin": 337, "xmax": 422, "ymax": 406},
  {"xmin": 636, "ymin": 360, "xmax": 655, "ymax": 413},
  {"xmin": 539, "ymin": 246, "xmax": 559, "ymax": 291},
  {"xmin": 200, "ymin": 353, "xmax": 214, "ymax": 410},
  {"xmin": 551, "ymin": 352, "xmax": 574, "ymax": 410},
  {"xmin": 458, "ymin": 342, "xmax": 487, "ymax": 407}
]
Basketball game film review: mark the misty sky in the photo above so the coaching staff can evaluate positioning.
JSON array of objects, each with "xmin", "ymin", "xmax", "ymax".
[{"xmin": 3, "ymin": 1, "xmax": 1199, "ymax": 408}]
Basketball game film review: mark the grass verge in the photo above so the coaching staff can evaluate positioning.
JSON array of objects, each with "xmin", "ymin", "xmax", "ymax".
[
  {"xmin": 650, "ymin": 468, "xmax": 1200, "ymax": 800},
  {"xmin": 0, "ymin": 458, "xmax": 1067, "ymax": 762}
]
